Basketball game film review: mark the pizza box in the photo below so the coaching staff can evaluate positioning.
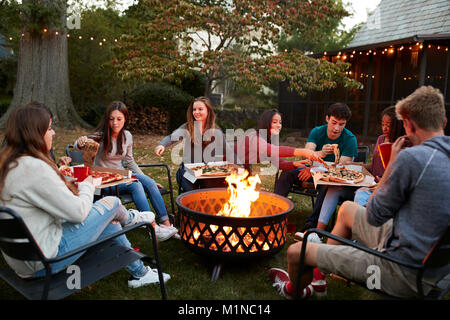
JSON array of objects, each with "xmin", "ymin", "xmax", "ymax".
[
  {"xmin": 310, "ymin": 162, "xmax": 375, "ymax": 188},
  {"xmin": 70, "ymin": 165, "xmax": 136, "ymax": 190},
  {"xmin": 183, "ymin": 161, "xmax": 245, "ymax": 182}
]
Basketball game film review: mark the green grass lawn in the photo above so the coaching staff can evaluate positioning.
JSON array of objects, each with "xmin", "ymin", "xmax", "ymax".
[{"xmin": 0, "ymin": 129, "xmax": 414, "ymax": 300}]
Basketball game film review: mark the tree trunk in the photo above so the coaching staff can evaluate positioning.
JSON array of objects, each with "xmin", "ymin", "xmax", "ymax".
[{"xmin": 0, "ymin": 1, "xmax": 89, "ymax": 129}]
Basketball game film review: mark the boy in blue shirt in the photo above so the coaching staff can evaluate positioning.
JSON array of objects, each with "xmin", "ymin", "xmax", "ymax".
[{"xmin": 274, "ymin": 103, "xmax": 358, "ymax": 230}]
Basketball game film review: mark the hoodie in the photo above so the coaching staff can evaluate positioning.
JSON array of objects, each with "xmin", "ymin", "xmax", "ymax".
[{"xmin": 366, "ymin": 135, "xmax": 450, "ymax": 265}]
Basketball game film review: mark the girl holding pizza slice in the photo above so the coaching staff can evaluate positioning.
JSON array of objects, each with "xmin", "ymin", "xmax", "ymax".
[
  {"xmin": 75, "ymin": 101, "xmax": 177, "ymax": 242},
  {"xmin": 235, "ymin": 109, "xmax": 326, "ymax": 174},
  {"xmin": 353, "ymin": 105, "xmax": 405, "ymax": 206},
  {"xmin": 0, "ymin": 104, "xmax": 170, "ymax": 287}
]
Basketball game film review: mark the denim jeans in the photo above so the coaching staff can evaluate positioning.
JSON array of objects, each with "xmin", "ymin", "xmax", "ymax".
[
  {"xmin": 274, "ymin": 167, "xmax": 313, "ymax": 197},
  {"xmin": 318, "ymin": 186, "xmax": 357, "ymax": 225},
  {"xmin": 33, "ymin": 196, "xmax": 147, "ymax": 278},
  {"xmin": 117, "ymin": 173, "xmax": 169, "ymax": 223},
  {"xmin": 354, "ymin": 187, "xmax": 372, "ymax": 207},
  {"xmin": 176, "ymin": 164, "xmax": 197, "ymax": 193}
]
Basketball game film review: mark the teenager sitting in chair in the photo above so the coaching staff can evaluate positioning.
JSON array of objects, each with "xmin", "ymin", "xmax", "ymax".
[
  {"xmin": 0, "ymin": 103, "xmax": 170, "ymax": 288},
  {"xmin": 75, "ymin": 101, "xmax": 177, "ymax": 242},
  {"xmin": 269, "ymin": 86, "xmax": 450, "ymax": 299},
  {"xmin": 233, "ymin": 108, "xmax": 325, "ymax": 175},
  {"xmin": 274, "ymin": 103, "xmax": 358, "ymax": 231}
]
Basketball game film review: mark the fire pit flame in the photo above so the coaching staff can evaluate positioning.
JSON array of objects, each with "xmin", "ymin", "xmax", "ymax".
[{"xmin": 217, "ymin": 170, "xmax": 261, "ymax": 218}]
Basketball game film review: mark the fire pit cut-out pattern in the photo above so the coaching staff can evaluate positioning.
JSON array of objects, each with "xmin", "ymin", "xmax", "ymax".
[{"xmin": 176, "ymin": 188, "xmax": 293, "ymax": 260}]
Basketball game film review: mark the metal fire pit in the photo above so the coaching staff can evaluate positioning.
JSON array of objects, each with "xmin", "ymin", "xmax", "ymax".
[{"xmin": 176, "ymin": 188, "xmax": 293, "ymax": 280}]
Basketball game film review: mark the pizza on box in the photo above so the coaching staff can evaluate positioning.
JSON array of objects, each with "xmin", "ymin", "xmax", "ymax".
[
  {"xmin": 59, "ymin": 165, "xmax": 123, "ymax": 184},
  {"xmin": 191, "ymin": 164, "xmax": 239, "ymax": 177},
  {"xmin": 90, "ymin": 171, "xmax": 124, "ymax": 184},
  {"xmin": 320, "ymin": 166, "xmax": 365, "ymax": 184}
]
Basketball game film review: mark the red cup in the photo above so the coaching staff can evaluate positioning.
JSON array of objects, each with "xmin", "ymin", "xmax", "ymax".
[{"xmin": 73, "ymin": 166, "xmax": 89, "ymax": 182}]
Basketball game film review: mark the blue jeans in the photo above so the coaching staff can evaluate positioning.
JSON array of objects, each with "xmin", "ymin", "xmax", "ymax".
[
  {"xmin": 117, "ymin": 173, "xmax": 169, "ymax": 223},
  {"xmin": 318, "ymin": 186, "xmax": 357, "ymax": 225},
  {"xmin": 33, "ymin": 197, "xmax": 147, "ymax": 278},
  {"xmin": 354, "ymin": 187, "xmax": 372, "ymax": 207},
  {"xmin": 176, "ymin": 164, "xmax": 198, "ymax": 192}
]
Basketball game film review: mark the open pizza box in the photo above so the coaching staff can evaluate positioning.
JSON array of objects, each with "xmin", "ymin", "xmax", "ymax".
[
  {"xmin": 310, "ymin": 161, "xmax": 375, "ymax": 188},
  {"xmin": 70, "ymin": 165, "xmax": 136, "ymax": 191},
  {"xmin": 183, "ymin": 161, "xmax": 245, "ymax": 183}
]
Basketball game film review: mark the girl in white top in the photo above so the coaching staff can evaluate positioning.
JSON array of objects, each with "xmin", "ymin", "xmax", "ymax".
[
  {"xmin": 0, "ymin": 103, "xmax": 169, "ymax": 287},
  {"xmin": 75, "ymin": 101, "xmax": 177, "ymax": 241}
]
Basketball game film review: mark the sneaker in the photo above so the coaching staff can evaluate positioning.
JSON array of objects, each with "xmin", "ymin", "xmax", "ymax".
[
  {"xmin": 150, "ymin": 224, "xmax": 178, "ymax": 242},
  {"xmin": 160, "ymin": 223, "xmax": 178, "ymax": 232},
  {"xmin": 294, "ymin": 231, "xmax": 322, "ymax": 243},
  {"xmin": 172, "ymin": 232, "xmax": 181, "ymax": 240},
  {"xmin": 311, "ymin": 268, "xmax": 327, "ymax": 297},
  {"xmin": 128, "ymin": 266, "xmax": 170, "ymax": 288},
  {"xmin": 268, "ymin": 268, "xmax": 314, "ymax": 300},
  {"xmin": 160, "ymin": 224, "xmax": 180, "ymax": 240},
  {"xmin": 124, "ymin": 210, "xmax": 155, "ymax": 228}
]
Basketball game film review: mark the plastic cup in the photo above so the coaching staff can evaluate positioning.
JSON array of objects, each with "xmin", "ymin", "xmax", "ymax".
[{"xmin": 73, "ymin": 166, "xmax": 89, "ymax": 182}]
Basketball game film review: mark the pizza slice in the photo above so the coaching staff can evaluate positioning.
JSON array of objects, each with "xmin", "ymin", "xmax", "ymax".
[
  {"xmin": 331, "ymin": 144, "xmax": 340, "ymax": 165},
  {"xmin": 59, "ymin": 165, "xmax": 73, "ymax": 177},
  {"xmin": 81, "ymin": 140, "xmax": 100, "ymax": 168},
  {"xmin": 90, "ymin": 171, "xmax": 123, "ymax": 184}
]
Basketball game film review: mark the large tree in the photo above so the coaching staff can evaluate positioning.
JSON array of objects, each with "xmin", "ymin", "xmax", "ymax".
[
  {"xmin": 115, "ymin": 0, "xmax": 362, "ymax": 97},
  {"xmin": 0, "ymin": 0, "xmax": 88, "ymax": 128},
  {"xmin": 278, "ymin": 0, "xmax": 361, "ymax": 54}
]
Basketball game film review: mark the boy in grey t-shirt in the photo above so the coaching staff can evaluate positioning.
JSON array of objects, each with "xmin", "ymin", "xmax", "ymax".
[{"xmin": 270, "ymin": 86, "xmax": 450, "ymax": 299}]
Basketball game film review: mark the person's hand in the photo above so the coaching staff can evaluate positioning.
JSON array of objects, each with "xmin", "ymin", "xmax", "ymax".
[
  {"xmin": 298, "ymin": 167, "xmax": 312, "ymax": 181},
  {"xmin": 155, "ymin": 145, "xmax": 165, "ymax": 157},
  {"xmin": 156, "ymin": 183, "xmax": 163, "ymax": 189},
  {"xmin": 321, "ymin": 144, "xmax": 334, "ymax": 155},
  {"xmin": 293, "ymin": 159, "xmax": 312, "ymax": 168},
  {"xmin": 305, "ymin": 149, "xmax": 326, "ymax": 166},
  {"xmin": 391, "ymin": 135, "xmax": 412, "ymax": 163},
  {"xmin": 58, "ymin": 156, "xmax": 72, "ymax": 167},
  {"xmin": 368, "ymin": 183, "xmax": 378, "ymax": 192},
  {"xmin": 77, "ymin": 136, "xmax": 88, "ymax": 148}
]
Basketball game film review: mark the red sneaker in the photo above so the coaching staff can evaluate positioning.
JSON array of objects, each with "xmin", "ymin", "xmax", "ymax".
[
  {"xmin": 311, "ymin": 267, "xmax": 327, "ymax": 297},
  {"xmin": 269, "ymin": 268, "xmax": 314, "ymax": 299}
]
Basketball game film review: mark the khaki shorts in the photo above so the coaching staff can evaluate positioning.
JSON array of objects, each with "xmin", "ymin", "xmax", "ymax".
[{"xmin": 316, "ymin": 206, "xmax": 434, "ymax": 298}]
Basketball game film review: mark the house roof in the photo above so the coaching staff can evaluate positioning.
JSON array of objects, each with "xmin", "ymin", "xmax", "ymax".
[{"xmin": 347, "ymin": 0, "xmax": 450, "ymax": 49}]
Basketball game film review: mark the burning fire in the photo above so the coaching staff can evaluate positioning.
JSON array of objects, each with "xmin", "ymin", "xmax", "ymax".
[
  {"xmin": 217, "ymin": 170, "xmax": 261, "ymax": 218},
  {"xmin": 189, "ymin": 170, "xmax": 275, "ymax": 252}
]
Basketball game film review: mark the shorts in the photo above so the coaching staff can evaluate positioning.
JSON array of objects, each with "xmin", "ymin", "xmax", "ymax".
[{"xmin": 316, "ymin": 206, "xmax": 436, "ymax": 298}]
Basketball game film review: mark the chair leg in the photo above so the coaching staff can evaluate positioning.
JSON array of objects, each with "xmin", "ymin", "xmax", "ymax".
[{"xmin": 148, "ymin": 225, "xmax": 167, "ymax": 300}]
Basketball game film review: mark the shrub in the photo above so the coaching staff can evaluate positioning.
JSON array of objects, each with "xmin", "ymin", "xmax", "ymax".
[
  {"xmin": 75, "ymin": 103, "xmax": 106, "ymax": 127},
  {"xmin": 167, "ymin": 70, "xmax": 206, "ymax": 98}
]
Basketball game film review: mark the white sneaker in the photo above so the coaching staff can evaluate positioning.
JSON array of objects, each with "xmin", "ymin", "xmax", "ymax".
[
  {"xmin": 128, "ymin": 266, "xmax": 171, "ymax": 288},
  {"xmin": 161, "ymin": 224, "xmax": 181, "ymax": 240},
  {"xmin": 294, "ymin": 231, "xmax": 322, "ymax": 243},
  {"xmin": 124, "ymin": 210, "xmax": 155, "ymax": 228},
  {"xmin": 150, "ymin": 224, "xmax": 178, "ymax": 242}
]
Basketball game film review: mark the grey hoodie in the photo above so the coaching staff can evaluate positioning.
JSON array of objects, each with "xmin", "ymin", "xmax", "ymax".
[{"xmin": 366, "ymin": 135, "xmax": 450, "ymax": 265}]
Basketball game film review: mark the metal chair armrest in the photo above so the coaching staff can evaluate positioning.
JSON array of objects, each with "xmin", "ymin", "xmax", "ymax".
[{"xmin": 307, "ymin": 228, "xmax": 424, "ymax": 269}]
